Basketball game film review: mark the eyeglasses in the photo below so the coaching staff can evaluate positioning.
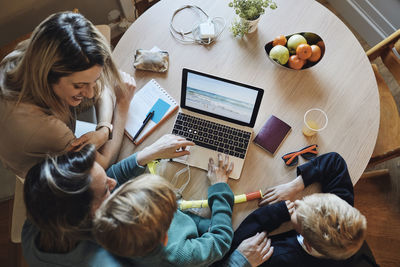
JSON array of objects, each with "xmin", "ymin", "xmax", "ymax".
[{"xmin": 282, "ymin": 144, "xmax": 318, "ymax": 166}]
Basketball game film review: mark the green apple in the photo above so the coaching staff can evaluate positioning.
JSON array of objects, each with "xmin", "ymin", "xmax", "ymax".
[
  {"xmin": 269, "ymin": 45, "xmax": 289, "ymax": 65},
  {"xmin": 287, "ymin": 34, "xmax": 307, "ymax": 54}
]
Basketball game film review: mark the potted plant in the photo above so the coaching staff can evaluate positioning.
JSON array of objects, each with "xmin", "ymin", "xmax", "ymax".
[{"xmin": 229, "ymin": 0, "xmax": 277, "ymax": 37}]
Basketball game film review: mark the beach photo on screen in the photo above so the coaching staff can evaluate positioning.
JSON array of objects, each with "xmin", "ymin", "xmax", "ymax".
[{"xmin": 186, "ymin": 72, "xmax": 258, "ymax": 123}]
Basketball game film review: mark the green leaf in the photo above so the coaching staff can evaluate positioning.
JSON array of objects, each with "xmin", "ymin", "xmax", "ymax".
[{"xmin": 228, "ymin": 0, "xmax": 277, "ymax": 20}]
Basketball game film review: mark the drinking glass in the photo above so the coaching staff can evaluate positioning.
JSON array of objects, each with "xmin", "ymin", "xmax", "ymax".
[{"xmin": 302, "ymin": 108, "xmax": 328, "ymax": 137}]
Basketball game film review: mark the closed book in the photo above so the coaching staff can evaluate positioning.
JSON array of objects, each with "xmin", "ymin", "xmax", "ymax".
[{"xmin": 253, "ymin": 115, "xmax": 291, "ymax": 155}]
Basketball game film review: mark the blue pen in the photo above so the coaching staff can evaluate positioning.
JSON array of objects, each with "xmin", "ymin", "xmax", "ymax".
[{"xmin": 132, "ymin": 111, "xmax": 154, "ymax": 142}]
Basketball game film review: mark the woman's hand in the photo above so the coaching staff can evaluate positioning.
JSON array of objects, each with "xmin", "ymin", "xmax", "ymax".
[
  {"xmin": 115, "ymin": 71, "xmax": 136, "ymax": 108},
  {"xmin": 258, "ymin": 176, "xmax": 305, "ymax": 206},
  {"xmin": 70, "ymin": 129, "xmax": 108, "ymax": 151},
  {"xmin": 207, "ymin": 153, "xmax": 233, "ymax": 185},
  {"xmin": 136, "ymin": 134, "xmax": 195, "ymax": 166},
  {"xmin": 236, "ymin": 232, "xmax": 274, "ymax": 267}
]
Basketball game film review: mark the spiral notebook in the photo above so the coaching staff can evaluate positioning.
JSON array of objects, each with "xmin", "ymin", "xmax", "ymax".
[{"xmin": 125, "ymin": 79, "xmax": 178, "ymax": 145}]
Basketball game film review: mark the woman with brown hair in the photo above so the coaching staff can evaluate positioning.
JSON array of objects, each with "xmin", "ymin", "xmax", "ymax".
[{"xmin": 22, "ymin": 138, "xmax": 194, "ymax": 266}]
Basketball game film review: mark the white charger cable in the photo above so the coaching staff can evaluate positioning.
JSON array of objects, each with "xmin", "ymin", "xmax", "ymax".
[{"xmin": 169, "ymin": 5, "xmax": 226, "ymax": 45}]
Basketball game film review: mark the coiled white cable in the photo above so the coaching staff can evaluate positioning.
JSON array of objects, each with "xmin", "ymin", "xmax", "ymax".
[{"xmin": 169, "ymin": 5, "xmax": 226, "ymax": 45}]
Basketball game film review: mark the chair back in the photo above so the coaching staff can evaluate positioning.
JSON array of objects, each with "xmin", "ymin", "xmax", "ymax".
[
  {"xmin": 366, "ymin": 29, "xmax": 400, "ymax": 166},
  {"xmin": 11, "ymin": 176, "xmax": 25, "ymax": 243}
]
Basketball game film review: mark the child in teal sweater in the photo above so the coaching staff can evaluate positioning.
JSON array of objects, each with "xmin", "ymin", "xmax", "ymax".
[{"xmin": 93, "ymin": 154, "xmax": 235, "ymax": 267}]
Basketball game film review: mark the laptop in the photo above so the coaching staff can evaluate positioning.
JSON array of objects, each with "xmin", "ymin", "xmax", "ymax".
[{"xmin": 172, "ymin": 68, "xmax": 264, "ymax": 179}]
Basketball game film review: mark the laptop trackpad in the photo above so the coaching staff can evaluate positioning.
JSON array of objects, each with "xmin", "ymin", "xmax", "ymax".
[{"xmin": 173, "ymin": 146, "xmax": 243, "ymax": 179}]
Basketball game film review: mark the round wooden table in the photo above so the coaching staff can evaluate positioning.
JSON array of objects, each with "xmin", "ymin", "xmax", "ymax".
[{"xmin": 113, "ymin": 0, "xmax": 379, "ymax": 229}]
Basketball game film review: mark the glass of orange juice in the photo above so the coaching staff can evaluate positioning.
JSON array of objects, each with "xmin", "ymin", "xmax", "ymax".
[{"xmin": 302, "ymin": 108, "xmax": 328, "ymax": 137}]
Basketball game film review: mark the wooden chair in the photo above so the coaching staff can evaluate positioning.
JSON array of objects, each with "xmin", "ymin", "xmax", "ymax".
[
  {"xmin": 133, "ymin": 0, "xmax": 160, "ymax": 18},
  {"xmin": 363, "ymin": 29, "xmax": 400, "ymax": 177}
]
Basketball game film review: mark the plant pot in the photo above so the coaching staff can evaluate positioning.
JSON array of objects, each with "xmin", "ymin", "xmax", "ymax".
[{"xmin": 243, "ymin": 16, "xmax": 261, "ymax": 33}]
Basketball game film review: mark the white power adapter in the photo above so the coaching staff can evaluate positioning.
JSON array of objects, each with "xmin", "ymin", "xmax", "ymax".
[{"xmin": 198, "ymin": 19, "xmax": 215, "ymax": 40}]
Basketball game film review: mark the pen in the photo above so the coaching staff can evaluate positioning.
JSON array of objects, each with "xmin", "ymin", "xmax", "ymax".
[{"xmin": 132, "ymin": 111, "xmax": 155, "ymax": 142}]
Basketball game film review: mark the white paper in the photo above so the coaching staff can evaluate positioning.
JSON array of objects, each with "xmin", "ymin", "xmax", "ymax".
[
  {"xmin": 125, "ymin": 79, "xmax": 177, "ymax": 143},
  {"xmin": 75, "ymin": 120, "xmax": 97, "ymax": 138}
]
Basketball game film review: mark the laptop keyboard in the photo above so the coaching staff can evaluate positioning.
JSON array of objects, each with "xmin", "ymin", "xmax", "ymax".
[{"xmin": 172, "ymin": 113, "xmax": 251, "ymax": 158}]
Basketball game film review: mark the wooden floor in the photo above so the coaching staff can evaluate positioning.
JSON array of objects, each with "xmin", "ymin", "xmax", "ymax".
[{"xmin": 354, "ymin": 173, "xmax": 400, "ymax": 267}]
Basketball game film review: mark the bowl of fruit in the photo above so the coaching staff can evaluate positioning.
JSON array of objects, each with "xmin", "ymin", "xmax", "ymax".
[{"xmin": 265, "ymin": 32, "xmax": 325, "ymax": 70}]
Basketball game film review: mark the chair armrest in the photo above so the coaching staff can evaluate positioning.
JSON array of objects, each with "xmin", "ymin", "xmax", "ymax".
[{"xmin": 367, "ymin": 29, "xmax": 400, "ymax": 61}]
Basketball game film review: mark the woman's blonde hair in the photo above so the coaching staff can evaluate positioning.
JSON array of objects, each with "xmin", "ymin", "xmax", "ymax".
[
  {"xmin": 296, "ymin": 193, "xmax": 367, "ymax": 260},
  {"xmin": 93, "ymin": 174, "xmax": 177, "ymax": 257},
  {"xmin": 0, "ymin": 12, "xmax": 121, "ymax": 122}
]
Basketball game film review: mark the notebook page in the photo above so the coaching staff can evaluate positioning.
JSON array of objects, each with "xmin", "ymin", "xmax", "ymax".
[{"xmin": 125, "ymin": 79, "xmax": 178, "ymax": 144}]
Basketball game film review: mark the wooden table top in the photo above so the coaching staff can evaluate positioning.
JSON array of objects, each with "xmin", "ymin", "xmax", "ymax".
[{"xmin": 113, "ymin": 0, "xmax": 379, "ymax": 229}]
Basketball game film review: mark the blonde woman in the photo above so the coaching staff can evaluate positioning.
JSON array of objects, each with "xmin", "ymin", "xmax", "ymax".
[{"xmin": 0, "ymin": 11, "xmax": 134, "ymax": 179}]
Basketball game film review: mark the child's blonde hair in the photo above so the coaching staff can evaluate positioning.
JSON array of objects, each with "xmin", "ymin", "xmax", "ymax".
[
  {"xmin": 93, "ymin": 174, "xmax": 177, "ymax": 257},
  {"xmin": 296, "ymin": 193, "xmax": 367, "ymax": 260}
]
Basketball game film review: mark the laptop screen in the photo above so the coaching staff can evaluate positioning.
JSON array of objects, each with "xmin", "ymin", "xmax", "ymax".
[{"xmin": 181, "ymin": 68, "xmax": 264, "ymax": 127}]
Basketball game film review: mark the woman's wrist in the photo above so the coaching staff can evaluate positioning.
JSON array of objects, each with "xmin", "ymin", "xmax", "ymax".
[
  {"xmin": 136, "ymin": 147, "xmax": 156, "ymax": 166},
  {"xmin": 96, "ymin": 127, "xmax": 109, "ymax": 144},
  {"xmin": 115, "ymin": 99, "xmax": 130, "ymax": 113}
]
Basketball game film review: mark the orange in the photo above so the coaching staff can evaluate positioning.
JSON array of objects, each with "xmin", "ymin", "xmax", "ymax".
[
  {"xmin": 316, "ymin": 40, "xmax": 325, "ymax": 54},
  {"xmin": 308, "ymin": 45, "xmax": 322, "ymax": 62},
  {"xmin": 296, "ymin": 44, "xmax": 312, "ymax": 60},
  {"xmin": 288, "ymin": 55, "xmax": 306, "ymax": 70},
  {"xmin": 272, "ymin": 35, "xmax": 287, "ymax": 47}
]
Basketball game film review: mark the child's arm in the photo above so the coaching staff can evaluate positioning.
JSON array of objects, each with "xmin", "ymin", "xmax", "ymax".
[
  {"xmin": 231, "ymin": 201, "xmax": 291, "ymax": 250},
  {"xmin": 105, "ymin": 152, "xmax": 146, "ymax": 187},
  {"xmin": 222, "ymin": 232, "xmax": 273, "ymax": 267},
  {"xmin": 259, "ymin": 152, "xmax": 354, "ymax": 206},
  {"xmin": 166, "ymin": 154, "xmax": 235, "ymax": 266},
  {"xmin": 259, "ymin": 175, "xmax": 304, "ymax": 205},
  {"xmin": 166, "ymin": 183, "xmax": 235, "ymax": 266},
  {"xmin": 296, "ymin": 152, "xmax": 354, "ymax": 205},
  {"xmin": 215, "ymin": 201, "xmax": 292, "ymax": 267},
  {"xmin": 105, "ymin": 134, "xmax": 195, "ymax": 188}
]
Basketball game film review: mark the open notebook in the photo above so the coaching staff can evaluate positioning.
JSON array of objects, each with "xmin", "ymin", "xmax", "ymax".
[{"xmin": 125, "ymin": 79, "xmax": 178, "ymax": 145}]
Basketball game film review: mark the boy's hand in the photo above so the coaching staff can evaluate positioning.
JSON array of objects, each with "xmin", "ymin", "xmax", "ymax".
[
  {"xmin": 207, "ymin": 153, "xmax": 233, "ymax": 185},
  {"xmin": 237, "ymin": 232, "xmax": 274, "ymax": 267},
  {"xmin": 259, "ymin": 175, "xmax": 305, "ymax": 206},
  {"xmin": 285, "ymin": 200, "xmax": 295, "ymax": 215}
]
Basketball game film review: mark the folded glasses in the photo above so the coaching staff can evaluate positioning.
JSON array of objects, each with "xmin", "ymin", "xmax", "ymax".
[{"xmin": 282, "ymin": 144, "xmax": 318, "ymax": 166}]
